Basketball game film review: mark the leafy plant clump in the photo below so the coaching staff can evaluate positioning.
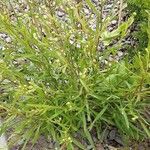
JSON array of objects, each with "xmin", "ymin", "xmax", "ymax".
[
  {"xmin": 0, "ymin": 1, "xmax": 150, "ymax": 149},
  {"xmin": 127, "ymin": 0, "xmax": 150, "ymax": 51}
]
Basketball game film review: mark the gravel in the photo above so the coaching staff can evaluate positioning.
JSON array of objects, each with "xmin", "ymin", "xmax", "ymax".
[
  {"xmin": 11, "ymin": 136, "xmax": 55, "ymax": 150},
  {"xmin": 0, "ymin": 119, "xmax": 8, "ymax": 150}
]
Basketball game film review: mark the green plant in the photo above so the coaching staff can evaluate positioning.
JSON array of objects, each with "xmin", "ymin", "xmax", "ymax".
[
  {"xmin": 127, "ymin": 0, "xmax": 150, "ymax": 51},
  {"xmin": 0, "ymin": 1, "xmax": 150, "ymax": 149}
]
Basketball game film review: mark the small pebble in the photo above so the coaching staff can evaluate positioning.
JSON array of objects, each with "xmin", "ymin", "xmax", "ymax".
[
  {"xmin": 5, "ymin": 37, "xmax": 12, "ymax": 43},
  {"xmin": 69, "ymin": 39, "xmax": 74, "ymax": 45},
  {"xmin": 0, "ymin": 33, "xmax": 7, "ymax": 38},
  {"xmin": 108, "ymin": 56, "xmax": 114, "ymax": 61},
  {"xmin": 76, "ymin": 43, "xmax": 81, "ymax": 48},
  {"xmin": 109, "ymin": 129, "xmax": 116, "ymax": 140},
  {"xmin": 56, "ymin": 11, "xmax": 65, "ymax": 17},
  {"xmin": 105, "ymin": 4, "xmax": 113, "ymax": 9},
  {"xmin": 83, "ymin": 8, "xmax": 90, "ymax": 14},
  {"xmin": 0, "ymin": 119, "xmax": 8, "ymax": 150},
  {"xmin": 111, "ymin": 20, "xmax": 117, "ymax": 25},
  {"xmin": 115, "ymin": 136, "xmax": 124, "ymax": 146},
  {"xmin": 117, "ymin": 51, "xmax": 124, "ymax": 57},
  {"xmin": 108, "ymin": 27, "xmax": 113, "ymax": 32}
]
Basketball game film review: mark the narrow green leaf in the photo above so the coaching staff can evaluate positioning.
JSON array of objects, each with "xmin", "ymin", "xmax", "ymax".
[
  {"xmin": 72, "ymin": 138, "xmax": 86, "ymax": 150},
  {"xmin": 139, "ymin": 120, "xmax": 150, "ymax": 138},
  {"xmin": 82, "ymin": 113, "xmax": 96, "ymax": 150},
  {"xmin": 121, "ymin": 108, "xmax": 129, "ymax": 129},
  {"xmin": 89, "ymin": 105, "xmax": 108, "ymax": 130}
]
